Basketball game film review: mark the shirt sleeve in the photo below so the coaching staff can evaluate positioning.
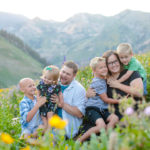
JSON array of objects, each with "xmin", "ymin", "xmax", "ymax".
[
  {"xmin": 19, "ymin": 101, "xmax": 30, "ymax": 126},
  {"xmin": 128, "ymin": 71, "xmax": 142, "ymax": 82},
  {"xmin": 72, "ymin": 86, "xmax": 86, "ymax": 115},
  {"xmin": 91, "ymin": 79, "xmax": 106, "ymax": 95},
  {"xmin": 127, "ymin": 59, "xmax": 139, "ymax": 71}
]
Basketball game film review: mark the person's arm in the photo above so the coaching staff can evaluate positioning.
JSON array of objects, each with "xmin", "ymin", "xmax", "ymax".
[
  {"xmin": 26, "ymin": 96, "xmax": 46, "ymax": 122},
  {"xmin": 109, "ymin": 78, "xmax": 143, "ymax": 97},
  {"xmin": 51, "ymin": 89, "xmax": 86, "ymax": 118},
  {"xmin": 86, "ymin": 88, "xmax": 96, "ymax": 98},
  {"xmin": 99, "ymin": 93, "xmax": 119, "ymax": 104},
  {"xmin": 118, "ymin": 70, "xmax": 133, "ymax": 83}
]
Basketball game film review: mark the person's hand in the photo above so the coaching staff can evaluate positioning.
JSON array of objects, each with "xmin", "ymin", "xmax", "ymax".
[
  {"xmin": 108, "ymin": 80, "xmax": 120, "ymax": 88},
  {"xmin": 36, "ymin": 95, "xmax": 47, "ymax": 107},
  {"xmin": 51, "ymin": 92, "xmax": 64, "ymax": 108},
  {"xmin": 86, "ymin": 88, "xmax": 96, "ymax": 98},
  {"xmin": 107, "ymin": 76, "xmax": 115, "ymax": 84}
]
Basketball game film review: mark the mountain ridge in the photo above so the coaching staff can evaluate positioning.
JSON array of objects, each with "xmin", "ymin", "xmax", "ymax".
[{"xmin": 0, "ymin": 9, "xmax": 150, "ymax": 66}]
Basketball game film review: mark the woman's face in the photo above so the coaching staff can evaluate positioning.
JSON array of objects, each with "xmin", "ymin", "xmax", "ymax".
[{"xmin": 107, "ymin": 54, "xmax": 120, "ymax": 74}]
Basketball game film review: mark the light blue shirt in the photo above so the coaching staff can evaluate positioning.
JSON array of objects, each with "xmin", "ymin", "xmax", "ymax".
[
  {"xmin": 19, "ymin": 96, "xmax": 43, "ymax": 135},
  {"xmin": 62, "ymin": 79, "xmax": 86, "ymax": 138},
  {"xmin": 86, "ymin": 77, "xmax": 108, "ymax": 110}
]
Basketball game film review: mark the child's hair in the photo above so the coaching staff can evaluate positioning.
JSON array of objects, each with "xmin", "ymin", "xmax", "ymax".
[
  {"xmin": 42, "ymin": 65, "xmax": 59, "ymax": 84},
  {"xmin": 117, "ymin": 43, "xmax": 133, "ymax": 55},
  {"xmin": 90, "ymin": 57, "xmax": 105, "ymax": 71},
  {"xmin": 63, "ymin": 61, "xmax": 78, "ymax": 75}
]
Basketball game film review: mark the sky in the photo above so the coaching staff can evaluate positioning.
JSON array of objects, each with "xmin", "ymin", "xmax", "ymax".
[{"xmin": 0, "ymin": 0, "xmax": 150, "ymax": 22}]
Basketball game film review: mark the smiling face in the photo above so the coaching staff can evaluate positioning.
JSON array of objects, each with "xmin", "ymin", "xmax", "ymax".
[
  {"xmin": 60, "ymin": 65, "xmax": 75, "ymax": 85},
  {"xmin": 93, "ymin": 61, "xmax": 108, "ymax": 78},
  {"xmin": 19, "ymin": 78, "xmax": 36, "ymax": 98},
  {"xmin": 118, "ymin": 52, "xmax": 132, "ymax": 65},
  {"xmin": 42, "ymin": 70, "xmax": 54, "ymax": 85},
  {"xmin": 107, "ymin": 54, "xmax": 121, "ymax": 74}
]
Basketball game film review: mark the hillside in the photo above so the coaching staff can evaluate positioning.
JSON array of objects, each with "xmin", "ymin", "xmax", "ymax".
[
  {"xmin": 0, "ymin": 10, "xmax": 150, "ymax": 66},
  {"xmin": 0, "ymin": 35, "xmax": 43, "ymax": 88}
]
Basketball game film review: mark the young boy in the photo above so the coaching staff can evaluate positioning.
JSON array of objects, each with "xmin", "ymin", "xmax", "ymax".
[
  {"xmin": 19, "ymin": 78, "xmax": 46, "ymax": 138},
  {"xmin": 78, "ymin": 57, "xmax": 119, "ymax": 142},
  {"xmin": 116, "ymin": 43, "xmax": 147, "ymax": 95}
]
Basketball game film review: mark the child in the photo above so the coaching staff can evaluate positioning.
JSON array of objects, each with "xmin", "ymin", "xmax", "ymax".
[
  {"xmin": 116, "ymin": 43, "xmax": 147, "ymax": 95},
  {"xmin": 78, "ymin": 57, "xmax": 119, "ymax": 142},
  {"xmin": 37, "ymin": 65, "xmax": 61, "ymax": 129},
  {"xmin": 19, "ymin": 78, "xmax": 46, "ymax": 138}
]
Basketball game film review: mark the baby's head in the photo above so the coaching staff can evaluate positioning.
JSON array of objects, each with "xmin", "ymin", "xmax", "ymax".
[
  {"xmin": 19, "ymin": 78, "xmax": 36, "ymax": 96},
  {"xmin": 41, "ymin": 65, "xmax": 60, "ymax": 85},
  {"xmin": 116, "ymin": 43, "xmax": 133, "ymax": 65},
  {"xmin": 90, "ymin": 57, "xmax": 108, "ymax": 78}
]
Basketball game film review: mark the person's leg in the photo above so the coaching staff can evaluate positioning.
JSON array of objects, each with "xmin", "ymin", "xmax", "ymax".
[
  {"xmin": 32, "ymin": 124, "xmax": 46, "ymax": 138},
  {"xmin": 47, "ymin": 111, "xmax": 54, "ymax": 129},
  {"xmin": 77, "ymin": 118, "xmax": 106, "ymax": 143},
  {"xmin": 106, "ymin": 113, "xmax": 119, "ymax": 129},
  {"xmin": 41, "ymin": 116, "xmax": 48, "ymax": 129}
]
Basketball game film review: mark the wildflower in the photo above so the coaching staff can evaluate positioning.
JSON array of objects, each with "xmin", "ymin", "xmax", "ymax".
[
  {"xmin": 1, "ymin": 133, "xmax": 14, "ymax": 144},
  {"xmin": 20, "ymin": 146, "xmax": 30, "ymax": 150},
  {"xmin": 125, "ymin": 107, "xmax": 134, "ymax": 115},
  {"xmin": 0, "ymin": 89, "xmax": 3, "ymax": 93},
  {"xmin": 144, "ymin": 106, "xmax": 150, "ymax": 116},
  {"xmin": 49, "ymin": 115, "xmax": 67, "ymax": 129}
]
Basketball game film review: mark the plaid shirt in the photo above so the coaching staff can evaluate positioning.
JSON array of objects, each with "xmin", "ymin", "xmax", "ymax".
[{"xmin": 19, "ymin": 96, "xmax": 42, "ymax": 134}]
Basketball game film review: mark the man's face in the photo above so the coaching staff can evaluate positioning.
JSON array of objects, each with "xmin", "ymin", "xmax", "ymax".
[{"xmin": 60, "ymin": 65, "xmax": 75, "ymax": 85}]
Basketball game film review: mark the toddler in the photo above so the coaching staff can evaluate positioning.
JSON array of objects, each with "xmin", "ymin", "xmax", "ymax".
[
  {"xmin": 116, "ymin": 43, "xmax": 147, "ymax": 95},
  {"xmin": 37, "ymin": 65, "xmax": 61, "ymax": 129}
]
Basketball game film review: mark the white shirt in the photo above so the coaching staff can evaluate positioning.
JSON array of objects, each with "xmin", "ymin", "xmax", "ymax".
[{"xmin": 62, "ymin": 79, "xmax": 86, "ymax": 138}]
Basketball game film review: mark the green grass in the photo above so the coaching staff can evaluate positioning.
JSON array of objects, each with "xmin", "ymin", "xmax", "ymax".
[{"xmin": 0, "ymin": 36, "xmax": 43, "ymax": 88}]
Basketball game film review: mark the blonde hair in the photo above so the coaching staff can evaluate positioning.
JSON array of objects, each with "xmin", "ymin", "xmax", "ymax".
[
  {"xmin": 42, "ymin": 65, "xmax": 59, "ymax": 84},
  {"xmin": 117, "ymin": 43, "xmax": 133, "ymax": 55},
  {"xmin": 90, "ymin": 57, "xmax": 105, "ymax": 71}
]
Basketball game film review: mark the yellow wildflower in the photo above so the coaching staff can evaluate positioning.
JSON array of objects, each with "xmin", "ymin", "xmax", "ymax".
[
  {"xmin": 1, "ymin": 133, "xmax": 14, "ymax": 144},
  {"xmin": 0, "ymin": 89, "xmax": 3, "ymax": 93},
  {"xmin": 49, "ymin": 115, "xmax": 67, "ymax": 129},
  {"xmin": 20, "ymin": 146, "xmax": 30, "ymax": 150}
]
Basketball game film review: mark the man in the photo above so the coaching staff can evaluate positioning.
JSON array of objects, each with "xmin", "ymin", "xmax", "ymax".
[{"xmin": 52, "ymin": 61, "xmax": 86, "ymax": 138}]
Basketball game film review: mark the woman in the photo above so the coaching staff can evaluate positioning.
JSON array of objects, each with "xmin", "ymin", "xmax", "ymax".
[{"xmin": 103, "ymin": 50, "xmax": 143, "ymax": 119}]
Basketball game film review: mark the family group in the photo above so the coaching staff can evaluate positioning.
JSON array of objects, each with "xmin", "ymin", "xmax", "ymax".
[{"xmin": 19, "ymin": 43, "xmax": 147, "ymax": 142}]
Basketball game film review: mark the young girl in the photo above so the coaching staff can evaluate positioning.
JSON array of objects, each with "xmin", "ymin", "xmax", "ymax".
[{"xmin": 37, "ymin": 65, "xmax": 61, "ymax": 129}]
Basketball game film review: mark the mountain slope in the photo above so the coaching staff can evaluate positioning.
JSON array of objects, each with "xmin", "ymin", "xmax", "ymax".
[{"xmin": 0, "ymin": 35, "xmax": 43, "ymax": 88}]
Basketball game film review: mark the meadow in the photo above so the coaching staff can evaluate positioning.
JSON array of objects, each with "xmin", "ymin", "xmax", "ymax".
[{"xmin": 0, "ymin": 52, "xmax": 150, "ymax": 150}]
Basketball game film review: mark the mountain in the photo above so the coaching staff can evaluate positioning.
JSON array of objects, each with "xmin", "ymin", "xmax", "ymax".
[
  {"xmin": 0, "ymin": 33, "xmax": 44, "ymax": 88},
  {"xmin": 0, "ymin": 10, "xmax": 150, "ymax": 66}
]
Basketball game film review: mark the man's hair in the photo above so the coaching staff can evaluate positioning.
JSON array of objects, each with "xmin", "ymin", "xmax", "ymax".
[
  {"xmin": 63, "ymin": 61, "xmax": 78, "ymax": 74},
  {"xmin": 42, "ymin": 65, "xmax": 59, "ymax": 83},
  {"xmin": 90, "ymin": 57, "xmax": 105, "ymax": 71},
  {"xmin": 116, "ymin": 43, "xmax": 133, "ymax": 55}
]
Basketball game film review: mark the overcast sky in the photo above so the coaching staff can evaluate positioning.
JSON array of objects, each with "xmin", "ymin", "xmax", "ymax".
[{"xmin": 0, "ymin": 0, "xmax": 150, "ymax": 22}]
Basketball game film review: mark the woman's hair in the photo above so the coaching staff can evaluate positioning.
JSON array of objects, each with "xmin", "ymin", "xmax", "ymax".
[
  {"xmin": 42, "ymin": 65, "xmax": 60, "ymax": 84},
  {"xmin": 102, "ymin": 50, "xmax": 123, "ymax": 75},
  {"xmin": 90, "ymin": 57, "xmax": 105, "ymax": 71}
]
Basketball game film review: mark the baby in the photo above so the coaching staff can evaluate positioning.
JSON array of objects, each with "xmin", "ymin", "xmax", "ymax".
[{"xmin": 37, "ymin": 65, "xmax": 61, "ymax": 129}]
